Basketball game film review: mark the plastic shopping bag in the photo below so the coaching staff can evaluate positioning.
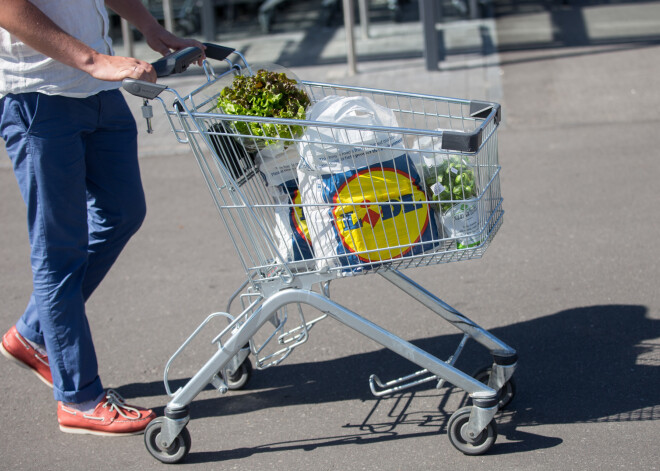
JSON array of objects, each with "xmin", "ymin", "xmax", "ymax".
[
  {"xmin": 411, "ymin": 133, "xmax": 482, "ymax": 249},
  {"xmin": 255, "ymin": 144, "xmax": 314, "ymax": 266},
  {"xmin": 297, "ymin": 96, "xmax": 439, "ymax": 272}
]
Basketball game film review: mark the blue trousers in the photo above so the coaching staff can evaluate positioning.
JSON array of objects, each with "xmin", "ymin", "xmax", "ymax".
[{"xmin": 0, "ymin": 90, "xmax": 146, "ymax": 403}]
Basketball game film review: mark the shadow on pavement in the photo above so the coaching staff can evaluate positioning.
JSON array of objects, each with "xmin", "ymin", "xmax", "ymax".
[{"xmin": 117, "ymin": 304, "xmax": 658, "ymax": 459}]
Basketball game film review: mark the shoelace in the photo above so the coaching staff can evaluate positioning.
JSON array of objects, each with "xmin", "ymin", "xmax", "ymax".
[{"xmin": 102, "ymin": 389, "xmax": 143, "ymax": 419}]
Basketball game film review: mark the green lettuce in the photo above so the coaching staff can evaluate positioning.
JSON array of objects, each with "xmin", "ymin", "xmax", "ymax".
[{"xmin": 217, "ymin": 69, "xmax": 311, "ymax": 147}]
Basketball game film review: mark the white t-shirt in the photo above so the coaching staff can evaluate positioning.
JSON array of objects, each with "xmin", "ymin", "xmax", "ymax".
[{"xmin": 0, "ymin": 0, "xmax": 121, "ymax": 98}]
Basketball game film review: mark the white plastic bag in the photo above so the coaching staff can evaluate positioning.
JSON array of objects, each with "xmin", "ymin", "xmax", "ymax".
[
  {"xmin": 255, "ymin": 144, "xmax": 314, "ymax": 266},
  {"xmin": 297, "ymin": 95, "xmax": 406, "ymax": 174}
]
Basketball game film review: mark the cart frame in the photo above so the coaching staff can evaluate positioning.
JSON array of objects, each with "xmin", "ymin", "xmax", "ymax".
[{"xmin": 124, "ymin": 44, "xmax": 517, "ymax": 463}]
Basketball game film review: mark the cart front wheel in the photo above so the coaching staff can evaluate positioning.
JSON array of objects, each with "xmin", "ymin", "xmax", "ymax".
[
  {"xmin": 473, "ymin": 366, "xmax": 516, "ymax": 409},
  {"xmin": 447, "ymin": 406, "xmax": 497, "ymax": 455},
  {"xmin": 144, "ymin": 418, "xmax": 191, "ymax": 464}
]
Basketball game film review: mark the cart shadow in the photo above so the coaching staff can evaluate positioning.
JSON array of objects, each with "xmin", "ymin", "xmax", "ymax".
[{"xmin": 117, "ymin": 304, "xmax": 659, "ymax": 458}]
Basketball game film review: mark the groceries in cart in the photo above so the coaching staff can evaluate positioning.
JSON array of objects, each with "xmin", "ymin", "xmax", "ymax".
[
  {"xmin": 412, "ymin": 133, "xmax": 484, "ymax": 249},
  {"xmin": 207, "ymin": 66, "xmax": 310, "ymax": 183},
  {"xmin": 208, "ymin": 65, "xmax": 310, "ymax": 184},
  {"xmin": 256, "ymin": 143, "xmax": 314, "ymax": 267},
  {"xmin": 211, "ymin": 66, "xmax": 316, "ymax": 267},
  {"xmin": 212, "ymin": 65, "xmax": 490, "ymax": 271},
  {"xmin": 216, "ymin": 66, "xmax": 310, "ymax": 150},
  {"xmin": 296, "ymin": 95, "xmax": 440, "ymax": 273}
]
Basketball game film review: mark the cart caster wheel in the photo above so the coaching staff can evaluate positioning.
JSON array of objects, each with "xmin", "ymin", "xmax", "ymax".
[
  {"xmin": 144, "ymin": 418, "xmax": 192, "ymax": 464},
  {"xmin": 225, "ymin": 359, "xmax": 252, "ymax": 390},
  {"xmin": 473, "ymin": 366, "xmax": 516, "ymax": 409},
  {"xmin": 447, "ymin": 406, "xmax": 497, "ymax": 456}
]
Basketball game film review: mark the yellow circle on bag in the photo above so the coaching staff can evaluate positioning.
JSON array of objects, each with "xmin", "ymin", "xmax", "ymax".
[{"xmin": 332, "ymin": 167, "xmax": 429, "ymax": 262}]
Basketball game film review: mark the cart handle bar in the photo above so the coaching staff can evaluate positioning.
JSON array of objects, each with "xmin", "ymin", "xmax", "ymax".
[{"xmin": 122, "ymin": 43, "xmax": 235, "ymax": 99}]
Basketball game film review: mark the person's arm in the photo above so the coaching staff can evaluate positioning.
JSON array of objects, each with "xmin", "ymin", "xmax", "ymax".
[
  {"xmin": 0, "ymin": 0, "xmax": 157, "ymax": 82},
  {"xmin": 104, "ymin": 0, "xmax": 205, "ymax": 58},
  {"xmin": 0, "ymin": 0, "xmax": 205, "ymax": 83}
]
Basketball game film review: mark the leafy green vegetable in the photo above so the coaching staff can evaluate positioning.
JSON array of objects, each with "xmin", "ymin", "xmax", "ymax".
[
  {"xmin": 217, "ymin": 69, "xmax": 311, "ymax": 147},
  {"xmin": 424, "ymin": 156, "xmax": 477, "ymax": 212}
]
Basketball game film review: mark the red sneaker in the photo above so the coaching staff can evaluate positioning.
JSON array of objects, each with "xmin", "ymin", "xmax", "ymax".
[
  {"xmin": 1, "ymin": 325, "xmax": 53, "ymax": 387},
  {"xmin": 58, "ymin": 389, "xmax": 155, "ymax": 436}
]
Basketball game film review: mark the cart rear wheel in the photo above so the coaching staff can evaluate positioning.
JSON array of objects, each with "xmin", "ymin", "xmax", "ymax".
[
  {"xmin": 473, "ymin": 366, "xmax": 516, "ymax": 409},
  {"xmin": 144, "ymin": 418, "xmax": 191, "ymax": 464},
  {"xmin": 225, "ymin": 359, "xmax": 252, "ymax": 390},
  {"xmin": 447, "ymin": 406, "xmax": 497, "ymax": 455}
]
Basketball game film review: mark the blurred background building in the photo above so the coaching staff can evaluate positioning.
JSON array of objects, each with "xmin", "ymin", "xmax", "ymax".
[{"xmin": 106, "ymin": 0, "xmax": 660, "ymax": 73}]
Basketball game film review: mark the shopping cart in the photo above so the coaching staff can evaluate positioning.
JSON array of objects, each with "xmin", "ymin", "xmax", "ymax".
[{"xmin": 123, "ymin": 44, "xmax": 517, "ymax": 463}]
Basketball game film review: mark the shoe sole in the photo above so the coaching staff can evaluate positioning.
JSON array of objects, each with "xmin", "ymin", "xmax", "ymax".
[
  {"xmin": 59, "ymin": 424, "xmax": 146, "ymax": 436},
  {"xmin": 0, "ymin": 341, "xmax": 54, "ymax": 388}
]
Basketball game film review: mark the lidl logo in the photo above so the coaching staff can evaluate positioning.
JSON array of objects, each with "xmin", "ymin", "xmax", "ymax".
[
  {"xmin": 289, "ymin": 188, "xmax": 311, "ymax": 244},
  {"xmin": 332, "ymin": 167, "xmax": 430, "ymax": 262}
]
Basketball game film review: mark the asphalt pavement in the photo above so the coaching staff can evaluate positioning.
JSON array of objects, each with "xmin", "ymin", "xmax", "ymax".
[{"xmin": 1, "ymin": 1, "xmax": 659, "ymax": 469}]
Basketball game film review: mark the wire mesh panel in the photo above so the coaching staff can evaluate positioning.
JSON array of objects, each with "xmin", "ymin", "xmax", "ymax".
[{"xmin": 164, "ymin": 76, "xmax": 503, "ymax": 283}]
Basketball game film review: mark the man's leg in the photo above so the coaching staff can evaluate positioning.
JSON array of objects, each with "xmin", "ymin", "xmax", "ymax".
[
  {"xmin": 2, "ymin": 91, "xmax": 155, "ymax": 435},
  {"xmin": 1, "ymin": 92, "xmax": 103, "ymax": 403},
  {"xmin": 8, "ymin": 91, "xmax": 146, "ymax": 346},
  {"xmin": 82, "ymin": 90, "xmax": 146, "ymax": 300}
]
